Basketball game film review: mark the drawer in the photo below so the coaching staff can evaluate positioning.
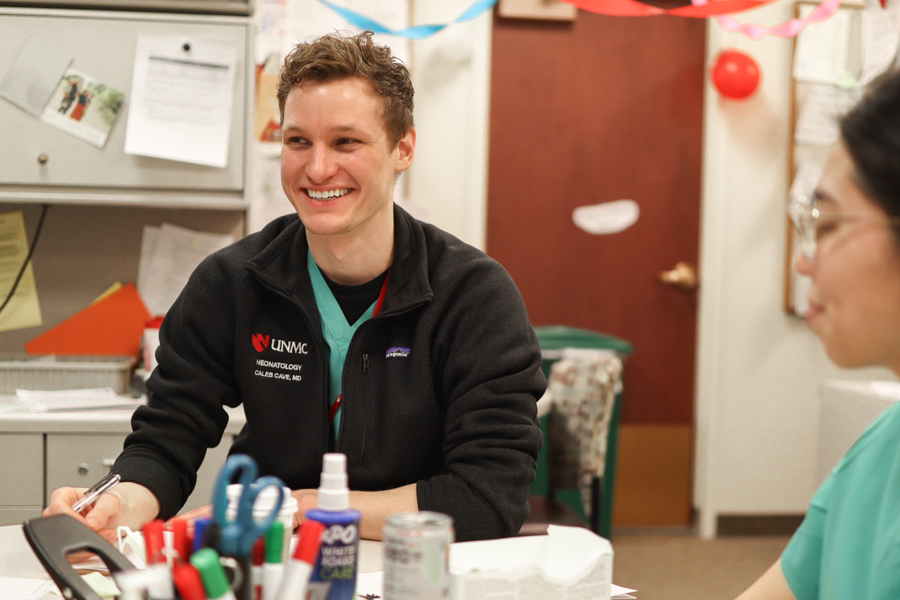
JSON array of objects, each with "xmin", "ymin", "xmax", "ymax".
[
  {"xmin": 0, "ymin": 507, "xmax": 43, "ymax": 527},
  {"xmin": 0, "ymin": 9, "xmax": 248, "ymax": 195},
  {"xmin": 46, "ymin": 434, "xmax": 126, "ymax": 506},
  {"xmin": 0, "ymin": 434, "xmax": 43, "ymax": 506}
]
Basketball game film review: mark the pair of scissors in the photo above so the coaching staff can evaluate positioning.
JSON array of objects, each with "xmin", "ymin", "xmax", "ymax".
[{"xmin": 212, "ymin": 454, "xmax": 285, "ymax": 558}]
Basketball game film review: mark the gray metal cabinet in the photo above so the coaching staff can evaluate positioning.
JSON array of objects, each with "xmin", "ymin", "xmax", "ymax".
[
  {"xmin": 0, "ymin": 6, "xmax": 253, "ymax": 209},
  {"xmin": 0, "ymin": 434, "xmax": 43, "ymax": 525},
  {"xmin": 0, "ymin": 406, "xmax": 245, "ymax": 526}
]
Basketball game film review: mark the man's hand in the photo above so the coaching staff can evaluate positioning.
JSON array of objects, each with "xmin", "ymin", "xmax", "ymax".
[
  {"xmin": 291, "ymin": 489, "xmax": 319, "ymax": 530},
  {"xmin": 43, "ymin": 482, "xmax": 161, "ymax": 545}
]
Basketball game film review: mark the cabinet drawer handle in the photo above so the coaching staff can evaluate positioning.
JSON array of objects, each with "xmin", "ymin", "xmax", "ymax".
[
  {"xmin": 102, "ymin": 459, "xmax": 115, "ymax": 469},
  {"xmin": 78, "ymin": 463, "xmax": 88, "ymax": 476}
]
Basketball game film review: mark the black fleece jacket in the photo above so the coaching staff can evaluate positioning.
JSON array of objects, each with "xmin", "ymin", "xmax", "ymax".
[{"xmin": 114, "ymin": 205, "xmax": 545, "ymax": 541}]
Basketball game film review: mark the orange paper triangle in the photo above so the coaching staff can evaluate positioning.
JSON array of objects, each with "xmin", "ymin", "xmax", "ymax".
[{"xmin": 25, "ymin": 283, "xmax": 151, "ymax": 357}]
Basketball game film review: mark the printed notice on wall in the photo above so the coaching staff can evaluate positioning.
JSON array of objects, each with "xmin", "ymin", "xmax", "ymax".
[
  {"xmin": 0, "ymin": 212, "xmax": 42, "ymax": 333},
  {"xmin": 124, "ymin": 34, "xmax": 237, "ymax": 168}
]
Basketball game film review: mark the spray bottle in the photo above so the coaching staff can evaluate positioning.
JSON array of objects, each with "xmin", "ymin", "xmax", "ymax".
[{"xmin": 305, "ymin": 453, "xmax": 360, "ymax": 600}]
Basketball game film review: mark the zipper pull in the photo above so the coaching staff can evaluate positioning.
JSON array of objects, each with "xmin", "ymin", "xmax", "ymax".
[{"xmin": 363, "ymin": 353, "xmax": 369, "ymax": 373}]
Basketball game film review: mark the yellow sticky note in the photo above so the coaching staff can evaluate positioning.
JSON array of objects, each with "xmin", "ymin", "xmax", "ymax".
[
  {"xmin": 92, "ymin": 281, "xmax": 123, "ymax": 305},
  {"xmin": 0, "ymin": 211, "xmax": 42, "ymax": 332}
]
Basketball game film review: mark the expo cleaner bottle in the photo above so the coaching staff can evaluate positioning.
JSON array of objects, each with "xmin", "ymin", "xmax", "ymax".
[{"xmin": 305, "ymin": 453, "xmax": 360, "ymax": 600}]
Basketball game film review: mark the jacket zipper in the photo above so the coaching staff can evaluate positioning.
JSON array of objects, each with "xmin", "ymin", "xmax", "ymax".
[{"xmin": 358, "ymin": 353, "xmax": 369, "ymax": 468}]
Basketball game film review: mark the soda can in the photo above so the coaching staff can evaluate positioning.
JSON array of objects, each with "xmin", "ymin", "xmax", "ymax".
[{"xmin": 383, "ymin": 511, "xmax": 454, "ymax": 600}]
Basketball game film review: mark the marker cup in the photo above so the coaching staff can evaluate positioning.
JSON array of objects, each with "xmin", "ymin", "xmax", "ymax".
[{"xmin": 225, "ymin": 484, "xmax": 297, "ymax": 564}]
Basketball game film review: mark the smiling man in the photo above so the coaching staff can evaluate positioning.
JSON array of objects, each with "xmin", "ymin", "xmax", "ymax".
[{"xmin": 45, "ymin": 31, "xmax": 545, "ymax": 543}]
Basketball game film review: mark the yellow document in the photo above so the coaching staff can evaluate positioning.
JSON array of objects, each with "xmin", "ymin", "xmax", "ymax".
[{"xmin": 0, "ymin": 211, "xmax": 42, "ymax": 332}]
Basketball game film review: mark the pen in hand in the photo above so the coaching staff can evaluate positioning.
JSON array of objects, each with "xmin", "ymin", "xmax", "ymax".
[{"xmin": 72, "ymin": 472, "xmax": 122, "ymax": 513}]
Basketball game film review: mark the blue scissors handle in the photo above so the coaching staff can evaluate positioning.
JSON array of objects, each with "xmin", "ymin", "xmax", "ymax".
[
  {"xmin": 222, "ymin": 476, "xmax": 285, "ymax": 556},
  {"xmin": 212, "ymin": 454, "xmax": 258, "ymax": 527},
  {"xmin": 213, "ymin": 455, "xmax": 286, "ymax": 557}
]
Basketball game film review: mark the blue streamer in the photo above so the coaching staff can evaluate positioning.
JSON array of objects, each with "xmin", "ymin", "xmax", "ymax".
[{"xmin": 317, "ymin": 0, "xmax": 499, "ymax": 40}]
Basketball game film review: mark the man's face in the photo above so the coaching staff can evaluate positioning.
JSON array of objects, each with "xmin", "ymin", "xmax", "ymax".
[{"xmin": 280, "ymin": 77, "xmax": 415, "ymax": 238}]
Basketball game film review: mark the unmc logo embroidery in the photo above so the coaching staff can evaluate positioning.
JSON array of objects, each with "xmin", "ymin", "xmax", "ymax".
[
  {"xmin": 385, "ymin": 347, "xmax": 410, "ymax": 359},
  {"xmin": 252, "ymin": 333, "xmax": 270, "ymax": 353}
]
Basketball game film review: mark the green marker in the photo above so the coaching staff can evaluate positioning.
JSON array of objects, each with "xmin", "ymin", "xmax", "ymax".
[
  {"xmin": 191, "ymin": 547, "xmax": 237, "ymax": 600},
  {"xmin": 263, "ymin": 521, "xmax": 285, "ymax": 600}
]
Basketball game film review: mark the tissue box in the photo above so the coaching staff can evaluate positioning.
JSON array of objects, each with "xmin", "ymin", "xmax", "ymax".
[{"xmin": 449, "ymin": 526, "xmax": 613, "ymax": 600}]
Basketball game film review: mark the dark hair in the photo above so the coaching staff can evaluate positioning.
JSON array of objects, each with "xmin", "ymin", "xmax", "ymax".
[
  {"xmin": 277, "ymin": 31, "xmax": 414, "ymax": 147},
  {"xmin": 840, "ymin": 68, "xmax": 900, "ymax": 219}
]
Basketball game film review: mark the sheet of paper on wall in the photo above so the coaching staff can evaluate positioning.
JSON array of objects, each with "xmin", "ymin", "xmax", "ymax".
[
  {"xmin": 0, "ymin": 212, "xmax": 42, "ymax": 333},
  {"xmin": 793, "ymin": 6, "xmax": 854, "ymax": 85},
  {"xmin": 859, "ymin": 0, "xmax": 900, "ymax": 87},
  {"xmin": 0, "ymin": 34, "xmax": 72, "ymax": 117},
  {"xmin": 124, "ymin": 34, "xmax": 237, "ymax": 168},
  {"xmin": 137, "ymin": 223, "xmax": 235, "ymax": 317},
  {"xmin": 40, "ymin": 68, "xmax": 124, "ymax": 148},
  {"xmin": 795, "ymin": 85, "xmax": 860, "ymax": 147},
  {"xmin": 284, "ymin": 0, "xmax": 409, "ymax": 66}
]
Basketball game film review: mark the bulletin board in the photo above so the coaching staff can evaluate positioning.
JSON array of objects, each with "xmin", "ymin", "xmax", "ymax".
[{"xmin": 783, "ymin": 0, "xmax": 896, "ymax": 315}]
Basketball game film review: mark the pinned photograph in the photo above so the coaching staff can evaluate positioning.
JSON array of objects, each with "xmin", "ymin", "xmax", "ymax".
[{"xmin": 40, "ymin": 68, "xmax": 124, "ymax": 148}]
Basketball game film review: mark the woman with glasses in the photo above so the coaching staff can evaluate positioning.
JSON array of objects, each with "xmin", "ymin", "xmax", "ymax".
[{"xmin": 738, "ymin": 69, "xmax": 900, "ymax": 600}]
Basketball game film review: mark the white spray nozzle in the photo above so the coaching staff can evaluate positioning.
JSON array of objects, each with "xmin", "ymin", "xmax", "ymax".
[{"xmin": 318, "ymin": 453, "xmax": 349, "ymax": 511}]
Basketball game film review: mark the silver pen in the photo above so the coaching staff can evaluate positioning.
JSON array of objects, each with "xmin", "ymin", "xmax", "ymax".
[{"xmin": 72, "ymin": 472, "xmax": 122, "ymax": 513}]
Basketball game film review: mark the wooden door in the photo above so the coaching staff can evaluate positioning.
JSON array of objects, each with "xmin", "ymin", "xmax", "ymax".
[{"xmin": 487, "ymin": 11, "xmax": 706, "ymax": 526}]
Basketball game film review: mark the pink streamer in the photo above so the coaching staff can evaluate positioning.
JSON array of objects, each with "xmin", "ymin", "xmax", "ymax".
[{"xmin": 694, "ymin": 0, "xmax": 844, "ymax": 39}]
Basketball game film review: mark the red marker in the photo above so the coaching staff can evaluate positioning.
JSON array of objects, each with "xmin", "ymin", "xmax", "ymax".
[
  {"xmin": 172, "ymin": 517, "xmax": 192, "ymax": 563},
  {"xmin": 252, "ymin": 537, "xmax": 265, "ymax": 600},
  {"xmin": 173, "ymin": 562, "xmax": 208, "ymax": 600},
  {"xmin": 273, "ymin": 520, "xmax": 326, "ymax": 600},
  {"xmin": 143, "ymin": 519, "xmax": 166, "ymax": 565},
  {"xmin": 143, "ymin": 519, "xmax": 174, "ymax": 600}
]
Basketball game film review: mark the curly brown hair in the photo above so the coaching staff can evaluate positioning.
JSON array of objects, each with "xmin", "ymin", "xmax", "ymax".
[{"xmin": 277, "ymin": 31, "xmax": 414, "ymax": 147}]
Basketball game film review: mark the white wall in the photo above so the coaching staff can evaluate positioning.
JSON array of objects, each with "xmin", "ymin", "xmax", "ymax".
[
  {"xmin": 694, "ymin": 0, "xmax": 895, "ymax": 538},
  {"xmin": 405, "ymin": 1, "xmax": 492, "ymax": 251}
]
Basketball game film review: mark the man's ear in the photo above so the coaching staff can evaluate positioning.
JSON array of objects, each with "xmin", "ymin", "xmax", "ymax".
[{"xmin": 395, "ymin": 128, "xmax": 416, "ymax": 173}]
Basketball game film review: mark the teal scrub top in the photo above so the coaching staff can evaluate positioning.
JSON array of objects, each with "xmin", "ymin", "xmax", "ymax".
[
  {"xmin": 307, "ymin": 251, "xmax": 380, "ymax": 438},
  {"xmin": 781, "ymin": 401, "xmax": 900, "ymax": 600}
]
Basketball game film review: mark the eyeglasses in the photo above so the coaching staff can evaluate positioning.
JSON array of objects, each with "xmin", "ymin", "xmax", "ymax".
[{"xmin": 788, "ymin": 194, "xmax": 900, "ymax": 260}]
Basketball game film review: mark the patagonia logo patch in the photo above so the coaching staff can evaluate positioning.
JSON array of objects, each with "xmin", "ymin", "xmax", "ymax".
[{"xmin": 385, "ymin": 347, "xmax": 411, "ymax": 359}]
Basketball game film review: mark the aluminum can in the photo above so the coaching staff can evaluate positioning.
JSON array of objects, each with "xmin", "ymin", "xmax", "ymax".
[{"xmin": 383, "ymin": 511, "xmax": 454, "ymax": 600}]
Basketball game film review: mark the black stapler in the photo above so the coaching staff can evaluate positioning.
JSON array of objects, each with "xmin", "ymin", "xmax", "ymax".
[{"xmin": 23, "ymin": 514, "xmax": 136, "ymax": 600}]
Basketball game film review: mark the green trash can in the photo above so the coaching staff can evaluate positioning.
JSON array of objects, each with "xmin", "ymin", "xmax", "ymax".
[{"xmin": 531, "ymin": 326, "xmax": 633, "ymax": 540}]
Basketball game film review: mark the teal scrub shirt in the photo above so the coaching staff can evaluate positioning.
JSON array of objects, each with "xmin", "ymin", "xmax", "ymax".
[
  {"xmin": 308, "ymin": 251, "xmax": 380, "ymax": 438},
  {"xmin": 781, "ymin": 401, "xmax": 900, "ymax": 600}
]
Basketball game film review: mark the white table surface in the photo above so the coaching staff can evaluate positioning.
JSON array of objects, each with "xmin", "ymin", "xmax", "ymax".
[{"xmin": 0, "ymin": 523, "xmax": 383, "ymax": 598}]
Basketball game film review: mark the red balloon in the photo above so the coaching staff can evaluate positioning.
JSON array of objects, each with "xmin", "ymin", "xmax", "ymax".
[{"xmin": 712, "ymin": 50, "xmax": 761, "ymax": 100}]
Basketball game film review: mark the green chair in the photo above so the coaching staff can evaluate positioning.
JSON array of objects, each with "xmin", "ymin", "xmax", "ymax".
[{"xmin": 528, "ymin": 326, "xmax": 632, "ymax": 540}]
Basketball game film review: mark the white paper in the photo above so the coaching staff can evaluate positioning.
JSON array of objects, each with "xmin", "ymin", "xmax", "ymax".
[
  {"xmin": 15, "ymin": 388, "xmax": 143, "ymax": 413},
  {"xmin": 137, "ymin": 223, "xmax": 235, "ymax": 317},
  {"xmin": 449, "ymin": 526, "xmax": 613, "ymax": 600},
  {"xmin": 795, "ymin": 85, "xmax": 860, "ymax": 147},
  {"xmin": 136, "ymin": 226, "xmax": 159, "ymax": 298},
  {"xmin": 0, "ymin": 577, "xmax": 53, "ymax": 600},
  {"xmin": 793, "ymin": 6, "xmax": 854, "ymax": 85},
  {"xmin": 860, "ymin": 0, "xmax": 900, "ymax": 86},
  {"xmin": 125, "ymin": 34, "xmax": 237, "ymax": 167},
  {"xmin": 356, "ymin": 571, "xmax": 384, "ymax": 596},
  {"xmin": 0, "ymin": 35, "xmax": 72, "ymax": 117},
  {"xmin": 573, "ymin": 200, "xmax": 640, "ymax": 235}
]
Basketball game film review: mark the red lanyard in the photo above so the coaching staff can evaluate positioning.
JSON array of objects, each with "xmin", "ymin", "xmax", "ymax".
[{"xmin": 328, "ymin": 272, "xmax": 389, "ymax": 425}]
